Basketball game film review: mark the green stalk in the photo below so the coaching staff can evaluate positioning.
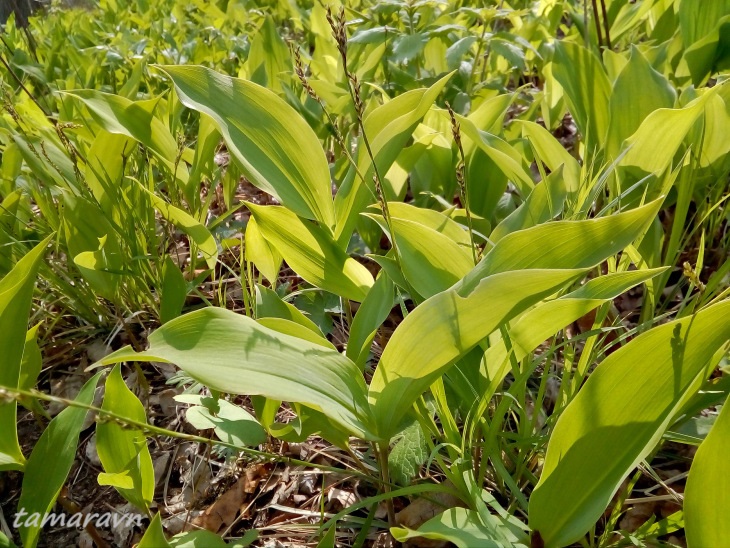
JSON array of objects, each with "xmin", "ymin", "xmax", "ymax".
[
  {"xmin": 376, "ymin": 442, "xmax": 397, "ymax": 527},
  {"xmin": 0, "ymin": 383, "xmax": 377, "ymax": 483}
]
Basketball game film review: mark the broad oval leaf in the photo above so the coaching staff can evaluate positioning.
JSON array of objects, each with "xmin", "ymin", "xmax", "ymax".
[
  {"xmin": 529, "ymin": 299, "xmax": 730, "ymax": 547},
  {"xmin": 684, "ymin": 394, "xmax": 730, "ymax": 547},
  {"xmin": 605, "ymin": 46, "xmax": 677, "ymax": 160},
  {"xmin": 460, "ymin": 199, "xmax": 662, "ymax": 290},
  {"xmin": 551, "ymin": 41, "xmax": 611, "ymax": 151},
  {"xmin": 62, "ymin": 90, "xmax": 188, "ymax": 184},
  {"xmin": 386, "ymin": 202, "xmax": 472, "ymax": 248},
  {"xmin": 176, "ymin": 395, "xmax": 267, "ymax": 448},
  {"xmin": 0, "ymin": 236, "xmax": 52, "ymax": 472},
  {"xmin": 364, "ymin": 213, "xmax": 473, "ymax": 299},
  {"xmin": 619, "ymin": 87, "xmax": 721, "ymax": 175},
  {"xmin": 334, "ymin": 73, "xmax": 453, "ymax": 245},
  {"xmin": 392, "ymin": 507, "xmax": 528, "ymax": 548},
  {"xmin": 369, "ymin": 201, "xmax": 661, "ymax": 438},
  {"xmin": 96, "ymin": 364, "xmax": 155, "ymax": 511},
  {"xmin": 245, "ymin": 217, "xmax": 282, "ymax": 285},
  {"xmin": 255, "ymin": 284, "xmax": 323, "ymax": 336},
  {"xmin": 369, "ymin": 267, "xmax": 587, "ymax": 437},
  {"xmin": 98, "ymin": 307, "xmax": 376, "ymax": 440},
  {"xmin": 156, "ymin": 65, "xmax": 335, "ymax": 228},
  {"xmin": 248, "ymin": 203, "xmax": 374, "ymax": 302}
]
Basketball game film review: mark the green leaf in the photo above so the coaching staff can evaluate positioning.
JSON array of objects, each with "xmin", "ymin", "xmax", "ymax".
[
  {"xmin": 176, "ymin": 395, "xmax": 267, "ymax": 448},
  {"xmin": 490, "ymin": 167, "xmax": 567, "ymax": 243},
  {"xmin": 62, "ymin": 195, "xmax": 124, "ymax": 300},
  {"xmin": 462, "ymin": 199, "xmax": 662, "ymax": 286},
  {"xmin": 685, "ymin": 398, "xmax": 730, "ymax": 547},
  {"xmin": 245, "ymin": 217, "xmax": 282, "ymax": 285},
  {"xmin": 98, "ymin": 307, "xmax": 375, "ymax": 440},
  {"xmin": 619, "ymin": 89, "xmax": 718, "ymax": 175},
  {"xmin": 18, "ymin": 325, "xmax": 46, "ymax": 417},
  {"xmin": 248, "ymin": 204, "xmax": 373, "ymax": 302},
  {"xmin": 316, "ymin": 524, "xmax": 337, "ymax": 548},
  {"xmin": 551, "ymin": 41, "xmax": 611, "ymax": 151},
  {"xmin": 0, "ymin": 190, "xmax": 23, "ymax": 275},
  {"xmin": 605, "ymin": 46, "xmax": 677, "ymax": 160},
  {"xmin": 386, "ymin": 202, "xmax": 473, "ymax": 248},
  {"xmin": 460, "ymin": 120, "xmax": 534, "ymax": 197},
  {"xmin": 84, "ymin": 130, "xmax": 133, "ymax": 219},
  {"xmin": 347, "ymin": 273, "xmax": 394, "ymax": 368},
  {"xmin": 62, "ymin": 90, "xmax": 187, "ymax": 183},
  {"xmin": 246, "ymin": 16, "xmax": 289, "ymax": 93},
  {"xmin": 389, "ymin": 419, "xmax": 429, "ymax": 486},
  {"xmin": 156, "ymin": 65, "xmax": 335, "ymax": 227},
  {"xmin": 256, "ymin": 317, "xmax": 335, "ymax": 349},
  {"xmin": 0, "ymin": 532, "xmax": 17, "ymax": 548},
  {"xmin": 679, "ymin": 0, "xmax": 730, "ymax": 85},
  {"xmin": 19, "ymin": 324, "xmax": 42, "ymax": 392},
  {"xmin": 334, "ymin": 73, "xmax": 453, "ymax": 246},
  {"xmin": 96, "ymin": 364, "xmax": 155, "ymax": 511},
  {"xmin": 365, "ymin": 213, "xmax": 473, "ymax": 299},
  {"xmin": 98, "ymin": 471, "xmax": 135, "ymax": 490},
  {"xmin": 18, "ymin": 372, "xmax": 103, "ymax": 548},
  {"xmin": 73, "ymin": 235, "xmax": 124, "ymax": 299},
  {"xmin": 391, "ymin": 507, "xmax": 528, "ymax": 548},
  {"xmin": 492, "ymin": 38, "xmax": 526, "ymax": 71},
  {"xmin": 369, "ymin": 268, "xmax": 586, "ymax": 437},
  {"xmin": 513, "ymin": 120, "xmax": 580, "ymax": 194},
  {"xmin": 483, "ymin": 268, "xmax": 668, "ymax": 396},
  {"xmin": 138, "ymin": 514, "xmax": 171, "ymax": 548},
  {"xmin": 187, "ymin": 113, "xmax": 221, "ymax": 205},
  {"xmin": 392, "ymin": 33, "xmax": 428, "ymax": 63},
  {"xmin": 160, "ymin": 256, "xmax": 188, "ymax": 324},
  {"xmin": 255, "ymin": 284, "xmax": 323, "ymax": 336},
  {"xmin": 370, "ymin": 201, "xmax": 661, "ymax": 437},
  {"xmin": 458, "ymin": 198, "xmax": 662, "ymax": 294},
  {"xmin": 139, "ymin": 184, "xmax": 218, "ymax": 270},
  {"xmin": 529, "ymin": 300, "xmax": 730, "ymax": 547},
  {"xmin": 0, "ymin": 236, "xmax": 52, "ymax": 471}
]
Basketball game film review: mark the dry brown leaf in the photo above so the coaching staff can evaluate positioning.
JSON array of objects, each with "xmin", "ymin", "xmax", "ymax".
[
  {"xmin": 192, "ymin": 477, "xmax": 247, "ymax": 533},
  {"xmin": 244, "ymin": 464, "xmax": 269, "ymax": 494}
]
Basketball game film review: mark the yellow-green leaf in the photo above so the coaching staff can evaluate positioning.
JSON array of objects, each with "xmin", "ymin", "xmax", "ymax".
[
  {"xmin": 248, "ymin": 204, "xmax": 373, "ymax": 302},
  {"xmin": 530, "ymin": 300, "xmax": 730, "ymax": 547},
  {"xmin": 98, "ymin": 307, "xmax": 376, "ymax": 440},
  {"xmin": 0, "ymin": 237, "xmax": 52, "ymax": 471},
  {"xmin": 157, "ymin": 65, "xmax": 335, "ymax": 228},
  {"xmin": 684, "ymin": 394, "xmax": 730, "ymax": 548}
]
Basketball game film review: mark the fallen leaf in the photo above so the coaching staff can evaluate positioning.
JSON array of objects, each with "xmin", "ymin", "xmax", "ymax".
[{"xmin": 192, "ymin": 476, "xmax": 247, "ymax": 533}]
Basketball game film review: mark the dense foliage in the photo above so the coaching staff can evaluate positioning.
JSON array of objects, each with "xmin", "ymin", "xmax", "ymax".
[{"xmin": 1, "ymin": 0, "xmax": 729, "ymax": 546}]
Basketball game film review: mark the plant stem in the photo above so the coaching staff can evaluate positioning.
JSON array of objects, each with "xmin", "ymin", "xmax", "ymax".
[
  {"xmin": 0, "ymin": 382, "xmax": 377, "ymax": 483},
  {"xmin": 590, "ymin": 0, "xmax": 604, "ymax": 49},
  {"xmin": 377, "ymin": 443, "xmax": 397, "ymax": 528},
  {"xmin": 599, "ymin": 0, "xmax": 612, "ymax": 50}
]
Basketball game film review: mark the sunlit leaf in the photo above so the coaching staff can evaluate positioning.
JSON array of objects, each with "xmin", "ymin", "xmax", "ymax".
[
  {"xmin": 530, "ymin": 300, "xmax": 730, "ymax": 547},
  {"xmin": 98, "ymin": 307, "xmax": 376, "ymax": 440},
  {"xmin": 0, "ymin": 237, "xmax": 52, "ymax": 471},
  {"xmin": 96, "ymin": 365, "xmax": 155, "ymax": 511},
  {"xmin": 157, "ymin": 65, "xmax": 335, "ymax": 227},
  {"xmin": 248, "ymin": 204, "xmax": 373, "ymax": 302}
]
